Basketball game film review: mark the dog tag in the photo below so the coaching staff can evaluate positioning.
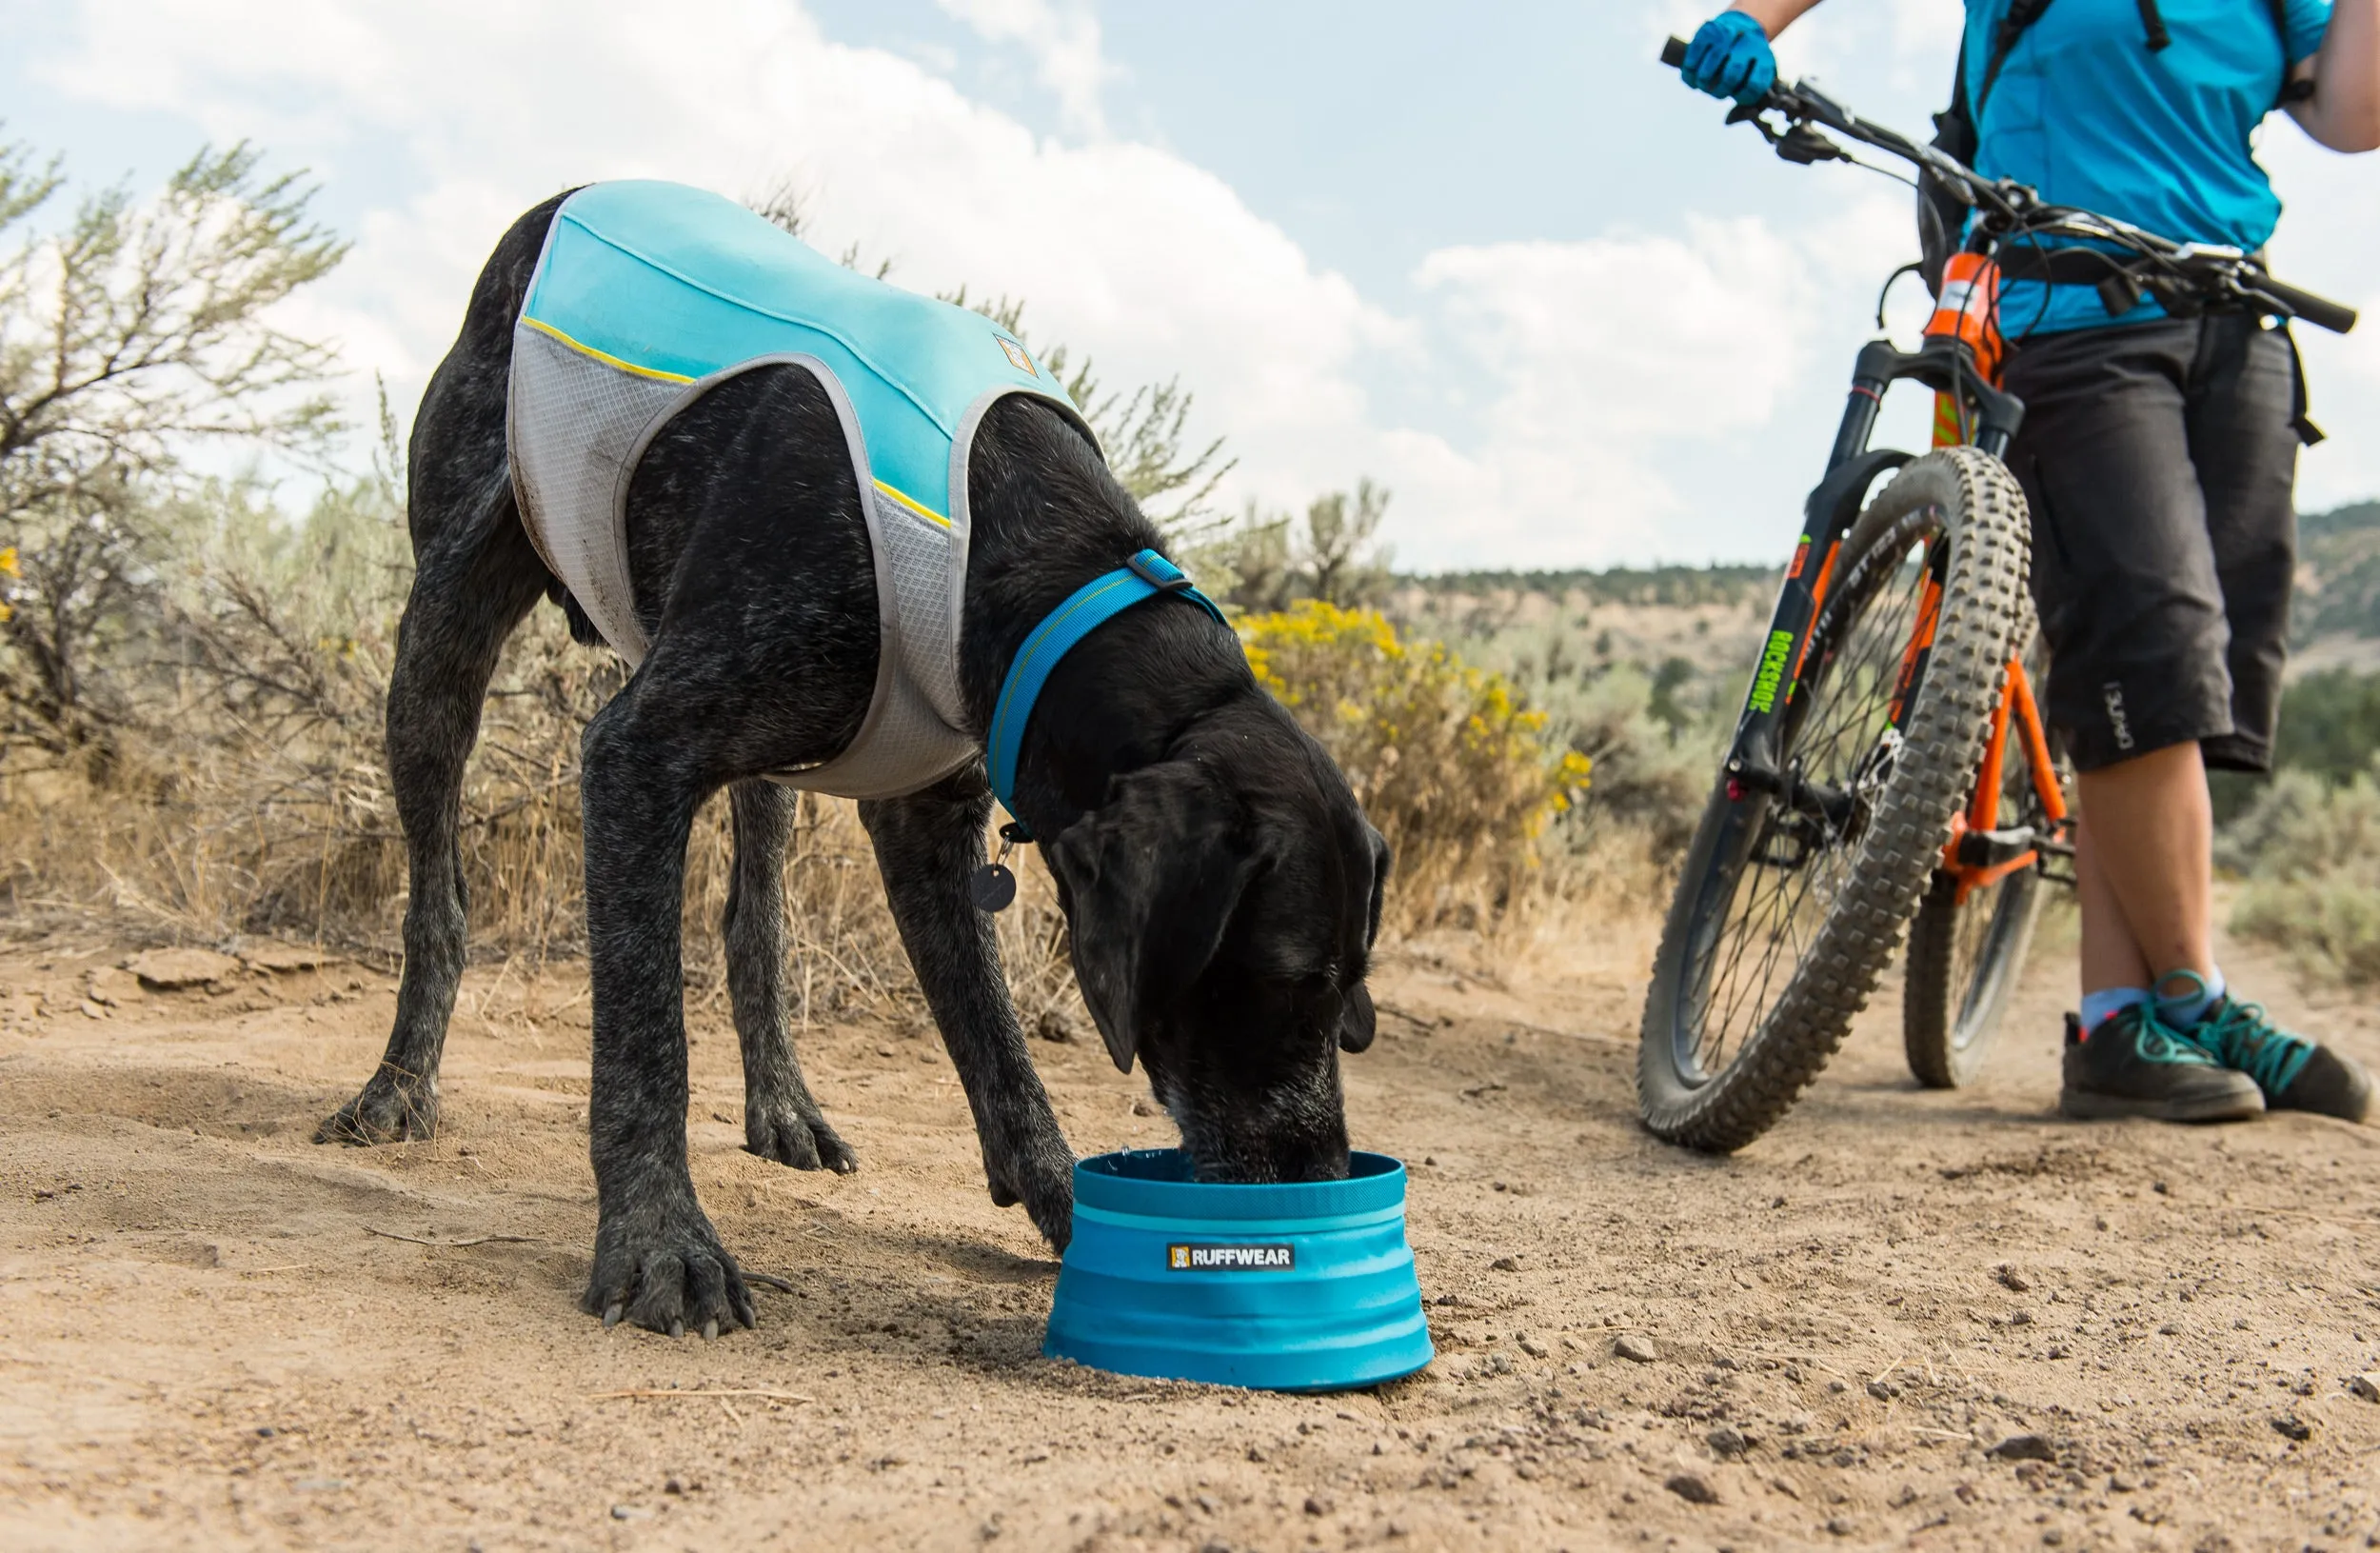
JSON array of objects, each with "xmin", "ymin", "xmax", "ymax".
[{"xmin": 970, "ymin": 863, "xmax": 1018, "ymax": 913}]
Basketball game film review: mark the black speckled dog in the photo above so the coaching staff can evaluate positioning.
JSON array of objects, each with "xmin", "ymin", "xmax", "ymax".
[{"xmin": 316, "ymin": 190, "xmax": 1390, "ymax": 1339}]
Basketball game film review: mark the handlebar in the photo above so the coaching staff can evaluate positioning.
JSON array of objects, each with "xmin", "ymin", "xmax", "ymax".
[
  {"xmin": 2244, "ymin": 275, "xmax": 2360, "ymax": 336},
  {"xmin": 1658, "ymin": 36, "xmax": 2357, "ymax": 335}
]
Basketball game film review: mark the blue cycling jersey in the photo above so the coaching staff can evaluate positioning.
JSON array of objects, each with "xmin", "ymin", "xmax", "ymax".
[{"xmin": 1966, "ymin": 0, "xmax": 2331, "ymax": 335}]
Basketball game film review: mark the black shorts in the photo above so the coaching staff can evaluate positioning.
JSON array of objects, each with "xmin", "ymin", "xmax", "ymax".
[{"xmin": 2001, "ymin": 312, "xmax": 2306, "ymax": 775}]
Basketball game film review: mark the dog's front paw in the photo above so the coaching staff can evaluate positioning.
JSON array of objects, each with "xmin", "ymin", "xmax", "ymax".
[
  {"xmin": 582, "ymin": 1199, "xmax": 755, "ymax": 1339},
  {"xmin": 744, "ymin": 1099, "xmax": 858, "ymax": 1174},
  {"xmin": 984, "ymin": 1138, "xmax": 1075, "ymax": 1253},
  {"xmin": 314, "ymin": 1065, "xmax": 438, "ymax": 1145}
]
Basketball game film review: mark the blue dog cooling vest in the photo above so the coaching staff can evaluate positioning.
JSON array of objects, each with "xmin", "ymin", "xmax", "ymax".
[{"xmin": 506, "ymin": 180, "xmax": 1092, "ymax": 800}]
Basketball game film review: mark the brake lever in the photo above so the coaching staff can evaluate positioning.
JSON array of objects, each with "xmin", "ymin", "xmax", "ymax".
[
  {"xmin": 1723, "ymin": 100, "xmax": 1850, "ymax": 166},
  {"xmin": 1776, "ymin": 124, "xmax": 1851, "ymax": 165}
]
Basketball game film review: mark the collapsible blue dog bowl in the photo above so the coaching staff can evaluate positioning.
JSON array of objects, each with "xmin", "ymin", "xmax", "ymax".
[{"xmin": 1043, "ymin": 1149, "xmax": 1433, "ymax": 1392}]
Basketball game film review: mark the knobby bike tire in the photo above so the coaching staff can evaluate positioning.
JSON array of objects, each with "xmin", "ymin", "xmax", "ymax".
[
  {"xmin": 1637, "ymin": 448, "xmax": 2032, "ymax": 1152},
  {"xmin": 1903, "ymin": 866, "xmax": 2043, "ymax": 1087},
  {"xmin": 1902, "ymin": 629, "xmax": 2059, "ymax": 1089}
]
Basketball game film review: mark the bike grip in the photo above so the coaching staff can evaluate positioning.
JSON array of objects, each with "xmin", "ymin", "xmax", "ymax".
[
  {"xmin": 1662, "ymin": 35, "xmax": 1690, "ymax": 69},
  {"xmin": 2251, "ymin": 277, "xmax": 2358, "ymax": 335}
]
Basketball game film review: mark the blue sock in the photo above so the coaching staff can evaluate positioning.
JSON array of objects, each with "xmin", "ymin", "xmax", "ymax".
[
  {"xmin": 2156, "ymin": 966, "xmax": 2225, "ymax": 1027},
  {"xmin": 2080, "ymin": 986, "xmax": 2150, "ymax": 1030}
]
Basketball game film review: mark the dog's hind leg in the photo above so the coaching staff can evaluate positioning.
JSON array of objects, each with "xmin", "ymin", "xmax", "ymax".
[
  {"xmin": 317, "ymin": 488, "xmax": 548, "ymax": 1145},
  {"xmin": 724, "ymin": 779, "xmax": 857, "ymax": 1172},
  {"xmin": 317, "ymin": 192, "xmax": 564, "ymax": 1147},
  {"xmin": 861, "ymin": 777, "xmax": 1075, "ymax": 1250}
]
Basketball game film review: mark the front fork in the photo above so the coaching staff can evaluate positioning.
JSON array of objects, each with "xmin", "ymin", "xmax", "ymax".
[{"xmin": 1721, "ymin": 334, "xmax": 2025, "ymax": 836}]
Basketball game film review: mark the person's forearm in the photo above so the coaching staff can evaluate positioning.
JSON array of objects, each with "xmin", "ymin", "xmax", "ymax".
[
  {"xmin": 1731, "ymin": 0, "xmax": 1828, "ymax": 39},
  {"xmin": 2295, "ymin": 0, "xmax": 2380, "ymax": 151}
]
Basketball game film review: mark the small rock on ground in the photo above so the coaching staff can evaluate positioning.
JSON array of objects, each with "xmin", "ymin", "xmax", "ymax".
[
  {"xmin": 1989, "ymin": 1434, "xmax": 2055, "ymax": 1462},
  {"xmin": 1665, "ymin": 1472, "xmax": 1718, "ymax": 1505},
  {"xmin": 242, "ymin": 943, "xmax": 343, "ymax": 974},
  {"xmin": 1613, "ymin": 1334, "xmax": 1659, "ymax": 1364},
  {"xmin": 127, "ymin": 947, "xmax": 242, "ymax": 990}
]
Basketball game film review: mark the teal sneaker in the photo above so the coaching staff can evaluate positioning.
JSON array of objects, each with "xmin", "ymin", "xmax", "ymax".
[
  {"xmin": 2059, "ymin": 1004, "xmax": 2263, "ymax": 1123},
  {"xmin": 2180, "ymin": 995, "xmax": 2372, "ymax": 1125}
]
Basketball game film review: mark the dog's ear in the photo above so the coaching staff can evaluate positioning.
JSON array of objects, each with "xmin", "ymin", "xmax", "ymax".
[
  {"xmin": 1045, "ymin": 763, "xmax": 1262, "ymax": 1074},
  {"xmin": 1338, "ymin": 826, "xmax": 1392, "ymax": 1054},
  {"xmin": 1339, "ymin": 983, "xmax": 1377, "ymax": 1054}
]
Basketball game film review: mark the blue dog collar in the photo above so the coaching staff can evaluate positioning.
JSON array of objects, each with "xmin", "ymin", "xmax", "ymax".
[{"xmin": 987, "ymin": 549, "xmax": 1231, "ymax": 840}]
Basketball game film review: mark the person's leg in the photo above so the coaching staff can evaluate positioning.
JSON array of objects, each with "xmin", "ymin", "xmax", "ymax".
[
  {"xmin": 2168, "ymin": 316, "xmax": 2372, "ymax": 1122},
  {"xmin": 2000, "ymin": 321, "xmax": 2260, "ymax": 1121},
  {"xmin": 2075, "ymin": 738, "xmax": 2214, "ymax": 995},
  {"xmin": 2003, "ymin": 322, "xmax": 2231, "ymax": 985}
]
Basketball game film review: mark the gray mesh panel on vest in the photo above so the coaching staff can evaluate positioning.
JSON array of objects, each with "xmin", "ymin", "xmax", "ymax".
[
  {"xmin": 878, "ymin": 492, "xmax": 965, "ymax": 727},
  {"xmin": 772, "ymin": 488, "xmax": 974, "ymax": 800},
  {"xmin": 507, "ymin": 323, "xmax": 677, "ymax": 665}
]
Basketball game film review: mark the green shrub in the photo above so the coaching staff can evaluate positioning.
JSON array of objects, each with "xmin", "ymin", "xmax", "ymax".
[
  {"xmin": 2221, "ymin": 765, "xmax": 2380, "ymax": 986},
  {"xmin": 1240, "ymin": 601, "xmax": 1590, "ymax": 929}
]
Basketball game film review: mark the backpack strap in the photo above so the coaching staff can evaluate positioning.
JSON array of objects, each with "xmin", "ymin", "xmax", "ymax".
[
  {"xmin": 1973, "ymin": 0, "xmax": 2057, "ymax": 120},
  {"xmin": 2136, "ymin": 0, "xmax": 2172, "ymax": 50},
  {"xmin": 2268, "ymin": 0, "xmax": 2318, "ymax": 103}
]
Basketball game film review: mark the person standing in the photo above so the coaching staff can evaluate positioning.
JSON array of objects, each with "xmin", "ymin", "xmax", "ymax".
[{"xmin": 1679, "ymin": 0, "xmax": 2379, "ymax": 1123}]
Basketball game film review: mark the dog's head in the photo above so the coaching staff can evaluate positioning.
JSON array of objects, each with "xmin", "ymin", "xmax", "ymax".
[{"xmin": 1046, "ymin": 700, "xmax": 1387, "ymax": 1184}]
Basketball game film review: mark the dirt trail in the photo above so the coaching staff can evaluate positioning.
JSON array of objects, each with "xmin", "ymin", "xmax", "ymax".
[{"xmin": 3, "ymin": 906, "xmax": 2377, "ymax": 1552}]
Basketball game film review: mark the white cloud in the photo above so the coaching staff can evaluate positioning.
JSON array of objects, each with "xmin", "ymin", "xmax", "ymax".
[
  {"xmin": 935, "ymin": 0, "xmax": 1113, "ymax": 138},
  {"xmin": 35, "ymin": 0, "xmax": 1411, "ymax": 532},
  {"xmin": 35, "ymin": 0, "xmax": 2361, "ymax": 575},
  {"xmin": 43, "ymin": 0, "xmax": 1808, "ymax": 569}
]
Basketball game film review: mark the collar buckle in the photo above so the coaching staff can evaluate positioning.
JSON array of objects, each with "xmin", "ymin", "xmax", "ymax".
[{"xmin": 1123, "ymin": 548, "xmax": 1192, "ymax": 592}]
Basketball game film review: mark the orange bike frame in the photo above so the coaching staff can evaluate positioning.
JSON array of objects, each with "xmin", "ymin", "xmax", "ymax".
[{"xmin": 1917, "ymin": 253, "xmax": 2070, "ymax": 902}]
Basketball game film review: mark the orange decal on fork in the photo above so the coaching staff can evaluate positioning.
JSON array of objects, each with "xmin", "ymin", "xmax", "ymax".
[
  {"xmin": 1887, "ymin": 570, "xmax": 1943, "ymax": 728},
  {"xmin": 1788, "ymin": 540, "xmax": 1843, "ymax": 691}
]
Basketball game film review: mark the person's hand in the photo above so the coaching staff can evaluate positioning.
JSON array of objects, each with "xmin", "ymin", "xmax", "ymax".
[{"xmin": 1682, "ymin": 10, "xmax": 1776, "ymax": 105}]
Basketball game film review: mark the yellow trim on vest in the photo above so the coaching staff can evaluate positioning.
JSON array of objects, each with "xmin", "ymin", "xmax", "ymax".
[
  {"xmin": 521, "ymin": 315, "xmax": 695, "ymax": 384},
  {"xmin": 871, "ymin": 479, "xmax": 952, "ymax": 529}
]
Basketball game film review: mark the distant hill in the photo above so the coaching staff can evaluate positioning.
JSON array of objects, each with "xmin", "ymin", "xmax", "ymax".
[
  {"xmin": 1393, "ymin": 562, "xmax": 1775, "ymax": 610},
  {"xmin": 2295, "ymin": 499, "xmax": 2380, "ymax": 645},
  {"xmin": 1389, "ymin": 497, "xmax": 2380, "ymax": 646}
]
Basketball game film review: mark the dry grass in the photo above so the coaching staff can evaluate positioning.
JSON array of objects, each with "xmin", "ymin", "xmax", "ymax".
[{"xmin": 2, "ymin": 487, "xmax": 1630, "ymax": 1037}]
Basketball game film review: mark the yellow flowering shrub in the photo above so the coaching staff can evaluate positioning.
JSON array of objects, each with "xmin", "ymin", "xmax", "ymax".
[{"xmin": 1240, "ymin": 601, "xmax": 1591, "ymax": 928}]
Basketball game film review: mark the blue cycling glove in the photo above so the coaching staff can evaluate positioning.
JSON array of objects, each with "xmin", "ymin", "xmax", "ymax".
[{"xmin": 1682, "ymin": 10, "xmax": 1776, "ymax": 105}]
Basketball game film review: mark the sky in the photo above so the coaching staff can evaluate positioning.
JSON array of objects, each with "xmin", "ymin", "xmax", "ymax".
[{"xmin": 6, "ymin": 0, "xmax": 2376, "ymax": 570}]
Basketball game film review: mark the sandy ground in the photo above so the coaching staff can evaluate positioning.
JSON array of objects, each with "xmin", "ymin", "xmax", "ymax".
[{"xmin": 3, "ymin": 904, "xmax": 2378, "ymax": 1553}]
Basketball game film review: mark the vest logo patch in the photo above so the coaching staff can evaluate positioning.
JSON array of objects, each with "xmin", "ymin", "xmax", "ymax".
[
  {"xmin": 1168, "ymin": 1243, "xmax": 1295, "ymax": 1271},
  {"xmin": 996, "ymin": 336, "xmax": 1036, "ymax": 376}
]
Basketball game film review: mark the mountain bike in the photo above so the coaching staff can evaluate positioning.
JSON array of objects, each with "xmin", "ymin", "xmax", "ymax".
[{"xmin": 1636, "ymin": 39, "xmax": 2359, "ymax": 1151}]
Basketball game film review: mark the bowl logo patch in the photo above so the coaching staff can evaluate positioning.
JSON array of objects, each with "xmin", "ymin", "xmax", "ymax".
[
  {"xmin": 996, "ymin": 336, "xmax": 1037, "ymax": 376},
  {"xmin": 1167, "ymin": 1243, "xmax": 1294, "ymax": 1271}
]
